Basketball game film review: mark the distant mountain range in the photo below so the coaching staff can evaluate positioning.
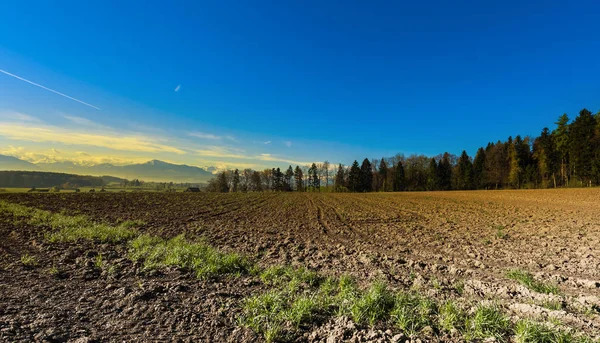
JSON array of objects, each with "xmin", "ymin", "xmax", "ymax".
[{"xmin": 0, "ymin": 155, "xmax": 215, "ymax": 183}]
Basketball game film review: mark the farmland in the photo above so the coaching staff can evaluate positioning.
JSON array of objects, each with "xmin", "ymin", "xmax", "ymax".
[{"xmin": 1, "ymin": 190, "xmax": 600, "ymax": 342}]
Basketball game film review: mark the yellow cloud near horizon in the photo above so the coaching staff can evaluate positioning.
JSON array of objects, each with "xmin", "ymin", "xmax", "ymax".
[{"xmin": 0, "ymin": 122, "xmax": 186, "ymax": 155}]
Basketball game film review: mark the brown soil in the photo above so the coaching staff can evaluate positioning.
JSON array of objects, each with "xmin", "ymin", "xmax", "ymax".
[{"xmin": 1, "ymin": 189, "xmax": 600, "ymax": 342}]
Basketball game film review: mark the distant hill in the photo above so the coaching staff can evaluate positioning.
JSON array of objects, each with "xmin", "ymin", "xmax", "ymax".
[
  {"xmin": 0, "ymin": 155, "xmax": 39, "ymax": 171},
  {"xmin": 0, "ymin": 171, "xmax": 104, "ymax": 188},
  {"xmin": 0, "ymin": 155, "xmax": 214, "ymax": 183}
]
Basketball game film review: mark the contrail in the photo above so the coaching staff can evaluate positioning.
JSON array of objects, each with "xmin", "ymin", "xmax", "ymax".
[{"xmin": 0, "ymin": 69, "xmax": 100, "ymax": 110}]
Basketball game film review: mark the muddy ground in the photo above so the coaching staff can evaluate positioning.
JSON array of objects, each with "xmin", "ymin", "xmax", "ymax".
[{"xmin": 1, "ymin": 189, "xmax": 599, "ymax": 342}]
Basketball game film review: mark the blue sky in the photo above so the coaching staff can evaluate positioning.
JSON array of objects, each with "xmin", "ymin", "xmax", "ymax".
[{"xmin": 1, "ymin": 1, "xmax": 599, "ymax": 170}]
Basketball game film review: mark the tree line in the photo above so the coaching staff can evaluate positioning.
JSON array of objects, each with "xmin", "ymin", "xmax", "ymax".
[
  {"xmin": 206, "ymin": 108, "xmax": 600, "ymax": 192},
  {"xmin": 0, "ymin": 171, "xmax": 105, "ymax": 189}
]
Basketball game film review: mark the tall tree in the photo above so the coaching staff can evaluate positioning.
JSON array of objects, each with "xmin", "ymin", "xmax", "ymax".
[
  {"xmin": 569, "ymin": 109, "xmax": 597, "ymax": 186},
  {"xmin": 378, "ymin": 158, "xmax": 388, "ymax": 191},
  {"xmin": 310, "ymin": 163, "xmax": 320, "ymax": 191},
  {"xmin": 534, "ymin": 128, "xmax": 558, "ymax": 188},
  {"xmin": 335, "ymin": 164, "xmax": 346, "ymax": 191},
  {"xmin": 284, "ymin": 166, "xmax": 294, "ymax": 191},
  {"xmin": 553, "ymin": 113, "xmax": 570, "ymax": 186},
  {"xmin": 232, "ymin": 169, "xmax": 240, "ymax": 192},
  {"xmin": 322, "ymin": 161, "xmax": 331, "ymax": 191},
  {"xmin": 217, "ymin": 171, "xmax": 229, "ymax": 193},
  {"xmin": 437, "ymin": 153, "xmax": 453, "ymax": 190},
  {"xmin": 251, "ymin": 171, "xmax": 262, "ymax": 191},
  {"xmin": 508, "ymin": 142, "xmax": 522, "ymax": 188},
  {"xmin": 427, "ymin": 158, "xmax": 438, "ymax": 191},
  {"xmin": 294, "ymin": 165, "xmax": 304, "ymax": 191},
  {"xmin": 348, "ymin": 160, "xmax": 361, "ymax": 192},
  {"xmin": 456, "ymin": 150, "xmax": 474, "ymax": 190},
  {"xmin": 472, "ymin": 147, "xmax": 486, "ymax": 189},
  {"xmin": 393, "ymin": 160, "xmax": 405, "ymax": 191},
  {"xmin": 359, "ymin": 158, "xmax": 373, "ymax": 192}
]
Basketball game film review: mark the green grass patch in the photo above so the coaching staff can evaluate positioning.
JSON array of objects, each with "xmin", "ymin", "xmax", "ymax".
[
  {"xmin": 507, "ymin": 269, "xmax": 560, "ymax": 294},
  {"xmin": 348, "ymin": 280, "xmax": 395, "ymax": 326},
  {"xmin": 514, "ymin": 320, "xmax": 581, "ymax": 343},
  {"xmin": 391, "ymin": 291, "xmax": 438, "ymax": 336},
  {"xmin": 20, "ymin": 253, "xmax": 39, "ymax": 268},
  {"xmin": 439, "ymin": 300, "xmax": 466, "ymax": 332},
  {"xmin": 0, "ymin": 200, "xmax": 141, "ymax": 243},
  {"xmin": 46, "ymin": 222, "xmax": 138, "ymax": 243},
  {"xmin": 129, "ymin": 234, "xmax": 252, "ymax": 278},
  {"xmin": 260, "ymin": 265, "xmax": 321, "ymax": 291},
  {"xmin": 464, "ymin": 304, "xmax": 512, "ymax": 342},
  {"xmin": 540, "ymin": 300, "xmax": 564, "ymax": 311}
]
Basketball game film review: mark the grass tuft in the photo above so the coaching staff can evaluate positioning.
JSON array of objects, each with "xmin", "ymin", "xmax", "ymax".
[
  {"xmin": 464, "ymin": 304, "xmax": 512, "ymax": 342},
  {"xmin": 129, "ymin": 234, "xmax": 252, "ymax": 278},
  {"xmin": 515, "ymin": 320, "xmax": 574, "ymax": 343},
  {"xmin": 349, "ymin": 280, "xmax": 395, "ymax": 326},
  {"xmin": 20, "ymin": 254, "xmax": 39, "ymax": 268},
  {"xmin": 46, "ymin": 222, "xmax": 138, "ymax": 243},
  {"xmin": 507, "ymin": 269, "xmax": 560, "ymax": 294},
  {"xmin": 260, "ymin": 265, "xmax": 321, "ymax": 291},
  {"xmin": 240, "ymin": 290, "xmax": 287, "ymax": 343},
  {"xmin": 439, "ymin": 300, "xmax": 465, "ymax": 332},
  {"xmin": 391, "ymin": 291, "xmax": 438, "ymax": 336}
]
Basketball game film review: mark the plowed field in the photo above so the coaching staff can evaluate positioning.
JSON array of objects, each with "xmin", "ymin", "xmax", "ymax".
[{"xmin": 1, "ymin": 190, "xmax": 599, "ymax": 342}]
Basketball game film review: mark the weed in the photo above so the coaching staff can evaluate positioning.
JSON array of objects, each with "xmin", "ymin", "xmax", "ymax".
[
  {"xmin": 540, "ymin": 300, "xmax": 564, "ymax": 311},
  {"xmin": 514, "ymin": 320, "xmax": 573, "ymax": 343},
  {"xmin": 391, "ymin": 292, "xmax": 438, "ymax": 336},
  {"xmin": 464, "ymin": 304, "xmax": 512, "ymax": 342},
  {"xmin": 439, "ymin": 300, "xmax": 465, "ymax": 332},
  {"xmin": 260, "ymin": 265, "xmax": 321, "ymax": 291},
  {"xmin": 48, "ymin": 265, "xmax": 59, "ymax": 276},
  {"xmin": 454, "ymin": 280, "xmax": 465, "ymax": 295},
  {"xmin": 495, "ymin": 226, "xmax": 508, "ymax": 240},
  {"xmin": 506, "ymin": 269, "xmax": 560, "ymax": 294},
  {"xmin": 94, "ymin": 254, "xmax": 103, "ymax": 269},
  {"xmin": 285, "ymin": 293, "xmax": 321, "ymax": 328},
  {"xmin": 20, "ymin": 254, "xmax": 38, "ymax": 268},
  {"xmin": 240, "ymin": 290, "xmax": 287, "ymax": 342},
  {"xmin": 349, "ymin": 280, "xmax": 395, "ymax": 326}
]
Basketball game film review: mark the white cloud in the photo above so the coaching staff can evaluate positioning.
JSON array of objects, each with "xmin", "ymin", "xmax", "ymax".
[
  {"xmin": 264, "ymin": 141, "xmax": 271, "ymax": 145},
  {"xmin": 284, "ymin": 141, "xmax": 292, "ymax": 147},
  {"xmin": 0, "ymin": 112, "xmax": 39, "ymax": 122},
  {"xmin": 189, "ymin": 131, "xmax": 237, "ymax": 142},
  {"xmin": 189, "ymin": 132, "xmax": 221, "ymax": 140},
  {"xmin": 174, "ymin": 84, "xmax": 181, "ymax": 92},
  {"xmin": 63, "ymin": 115, "xmax": 113, "ymax": 131}
]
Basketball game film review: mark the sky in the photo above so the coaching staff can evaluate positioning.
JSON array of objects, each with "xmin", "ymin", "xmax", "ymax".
[{"xmin": 1, "ymin": 1, "xmax": 600, "ymax": 171}]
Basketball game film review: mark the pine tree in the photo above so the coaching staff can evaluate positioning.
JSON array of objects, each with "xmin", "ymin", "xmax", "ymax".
[
  {"xmin": 359, "ymin": 158, "xmax": 373, "ymax": 192},
  {"xmin": 285, "ymin": 166, "xmax": 294, "ymax": 191},
  {"xmin": 335, "ymin": 164, "xmax": 345, "ymax": 191},
  {"xmin": 569, "ymin": 109, "xmax": 596, "ymax": 186},
  {"xmin": 232, "ymin": 169, "xmax": 240, "ymax": 192},
  {"xmin": 427, "ymin": 158, "xmax": 438, "ymax": 191},
  {"xmin": 294, "ymin": 166, "xmax": 303, "ymax": 191},
  {"xmin": 534, "ymin": 128, "xmax": 558, "ymax": 188},
  {"xmin": 473, "ymin": 147, "xmax": 486, "ymax": 189},
  {"xmin": 553, "ymin": 114, "xmax": 570, "ymax": 186},
  {"xmin": 348, "ymin": 160, "xmax": 360, "ymax": 192},
  {"xmin": 437, "ymin": 153, "xmax": 453, "ymax": 190},
  {"xmin": 393, "ymin": 160, "xmax": 405, "ymax": 191},
  {"xmin": 217, "ymin": 172, "xmax": 229, "ymax": 193},
  {"xmin": 457, "ymin": 150, "xmax": 474, "ymax": 190},
  {"xmin": 310, "ymin": 163, "xmax": 320, "ymax": 191}
]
